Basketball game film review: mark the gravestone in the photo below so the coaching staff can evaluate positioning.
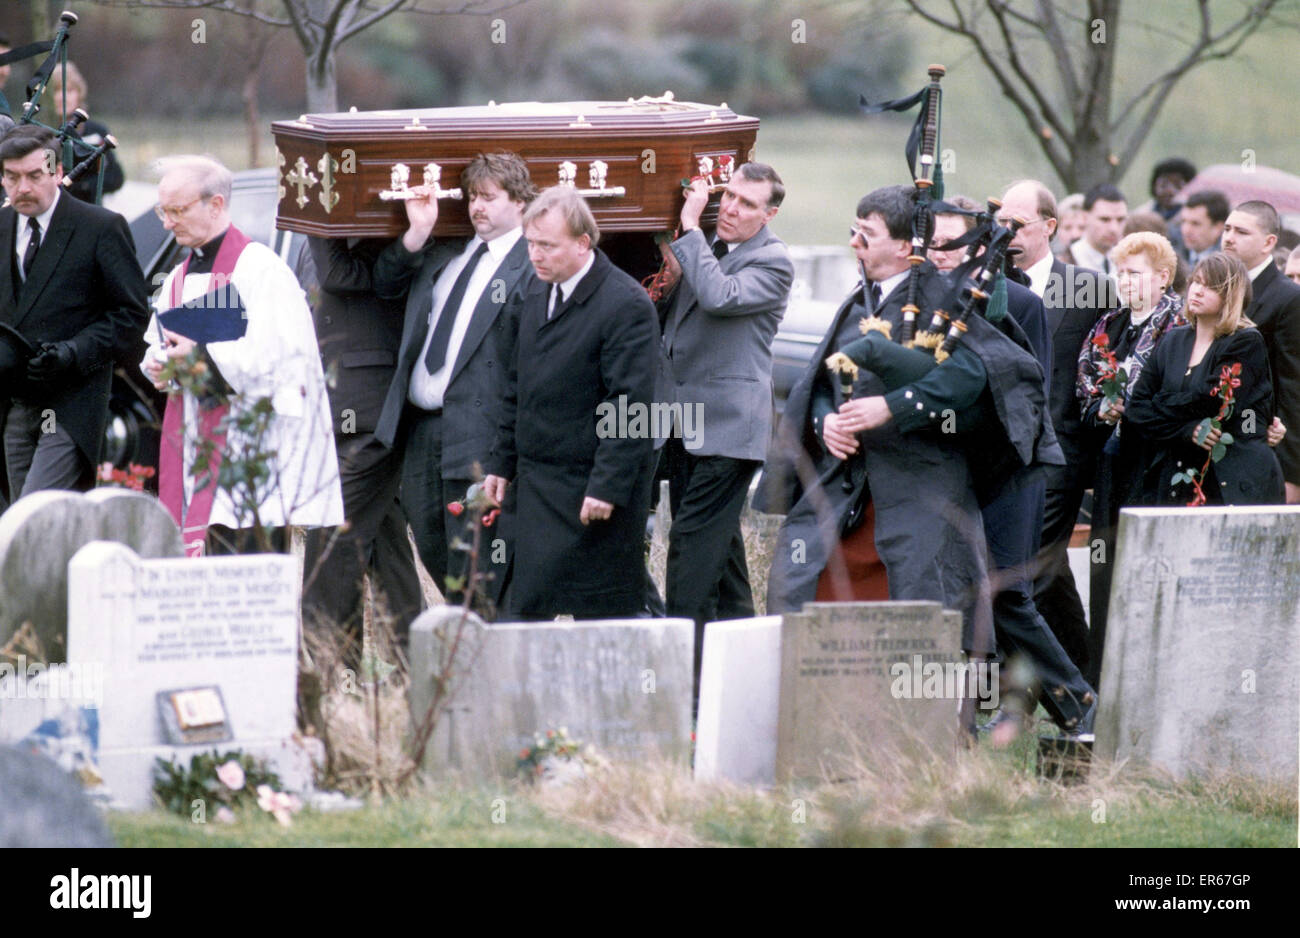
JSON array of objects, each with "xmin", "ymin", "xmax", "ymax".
[
  {"xmin": 0, "ymin": 541, "xmax": 311, "ymax": 809},
  {"xmin": 694, "ymin": 615, "xmax": 782, "ymax": 786},
  {"xmin": 1096, "ymin": 506, "xmax": 1300, "ymax": 783},
  {"xmin": 409, "ymin": 608, "xmax": 693, "ymax": 779},
  {"xmin": 775, "ymin": 601, "xmax": 967, "ymax": 782},
  {"xmin": 0, "ymin": 489, "xmax": 183, "ymax": 662}
]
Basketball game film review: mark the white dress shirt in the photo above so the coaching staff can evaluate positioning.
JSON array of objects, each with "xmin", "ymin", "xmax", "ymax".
[{"xmin": 409, "ymin": 226, "xmax": 523, "ymax": 410}]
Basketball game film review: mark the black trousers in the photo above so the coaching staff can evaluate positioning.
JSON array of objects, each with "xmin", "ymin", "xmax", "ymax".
[
  {"xmin": 984, "ymin": 474, "xmax": 1095, "ymax": 729},
  {"xmin": 661, "ymin": 437, "xmax": 759, "ymax": 701},
  {"xmin": 400, "ymin": 406, "xmax": 503, "ymax": 614},
  {"xmin": 302, "ymin": 432, "xmax": 424, "ymax": 656},
  {"xmin": 1033, "ymin": 473, "xmax": 1091, "ymax": 676}
]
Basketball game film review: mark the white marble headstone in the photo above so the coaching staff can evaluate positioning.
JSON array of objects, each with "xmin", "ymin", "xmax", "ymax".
[
  {"xmin": 57, "ymin": 541, "xmax": 306, "ymax": 808},
  {"xmin": 694, "ymin": 615, "xmax": 781, "ymax": 786}
]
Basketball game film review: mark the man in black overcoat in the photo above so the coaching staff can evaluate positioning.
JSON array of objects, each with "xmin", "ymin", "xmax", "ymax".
[
  {"xmin": 484, "ymin": 187, "xmax": 658, "ymax": 619},
  {"xmin": 1001, "ymin": 180, "xmax": 1115, "ymax": 675},
  {"xmin": 0, "ymin": 125, "xmax": 147, "ymax": 505}
]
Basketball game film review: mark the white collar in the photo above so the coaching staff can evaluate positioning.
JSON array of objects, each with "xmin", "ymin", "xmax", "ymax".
[
  {"xmin": 556, "ymin": 251, "xmax": 595, "ymax": 301},
  {"xmin": 1025, "ymin": 251, "xmax": 1055, "ymax": 297},
  {"xmin": 1249, "ymin": 257, "xmax": 1275, "ymax": 282},
  {"xmin": 873, "ymin": 268, "xmax": 909, "ymax": 302},
  {"xmin": 482, "ymin": 225, "xmax": 522, "ymax": 262},
  {"xmin": 23, "ymin": 189, "xmax": 60, "ymax": 235}
]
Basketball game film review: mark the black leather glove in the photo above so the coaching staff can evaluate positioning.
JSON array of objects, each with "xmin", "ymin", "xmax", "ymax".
[{"xmin": 27, "ymin": 341, "xmax": 77, "ymax": 383}]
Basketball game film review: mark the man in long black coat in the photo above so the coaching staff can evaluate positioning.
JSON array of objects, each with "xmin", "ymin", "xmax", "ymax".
[{"xmin": 484, "ymin": 187, "xmax": 658, "ymax": 619}]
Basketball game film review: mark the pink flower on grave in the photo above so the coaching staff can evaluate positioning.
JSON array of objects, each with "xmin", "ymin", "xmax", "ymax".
[
  {"xmin": 257, "ymin": 784, "xmax": 301, "ymax": 826},
  {"xmin": 216, "ymin": 760, "xmax": 246, "ymax": 791},
  {"xmin": 215, "ymin": 806, "xmax": 236, "ymax": 824}
]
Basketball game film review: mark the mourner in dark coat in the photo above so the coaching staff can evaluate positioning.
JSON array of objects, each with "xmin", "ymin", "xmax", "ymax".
[
  {"xmin": 1127, "ymin": 253, "xmax": 1284, "ymax": 507},
  {"xmin": 1001, "ymin": 180, "xmax": 1116, "ymax": 676},
  {"xmin": 932, "ymin": 205, "xmax": 1095, "ymax": 738},
  {"xmin": 757, "ymin": 186, "xmax": 1061, "ymax": 661},
  {"xmin": 1221, "ymin": 200, "xmax": 1300, "ymax": 501},
  {"xmin": 298, "ymin": 236, "xmax": 423, "ymax": 655},
  {"xmin": 484, "ymin": 187, "xmax": 658, "ymax": 620},
  {"xmin": 0, "ymin": 125, "xmax": 148, "ymax": 504}
]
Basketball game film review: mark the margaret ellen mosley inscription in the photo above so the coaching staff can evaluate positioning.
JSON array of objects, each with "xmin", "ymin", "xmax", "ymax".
[{"xmin": 131, "ymin": 563, "xmax": 296, "ymax": 664}]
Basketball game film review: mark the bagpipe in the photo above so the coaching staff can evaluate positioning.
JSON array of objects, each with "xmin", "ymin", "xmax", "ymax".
[
  {"xmin": 0, "ymin": 11, "xmax": 117, "ymax": 205},
  {"xmin": 827, "ymin": 65, "xmax": 1028, "ymax": 408}
]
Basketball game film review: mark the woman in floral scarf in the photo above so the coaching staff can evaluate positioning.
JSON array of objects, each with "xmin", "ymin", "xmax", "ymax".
[{"xmin": 1074, "ymin": 232, "xmax": 1184, "ymax": 686}]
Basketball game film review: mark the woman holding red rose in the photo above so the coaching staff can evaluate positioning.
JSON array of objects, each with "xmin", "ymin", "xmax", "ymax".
[{"xmin": 1126, "ymin": 253, "xmax": 1284, "ymax": 507}]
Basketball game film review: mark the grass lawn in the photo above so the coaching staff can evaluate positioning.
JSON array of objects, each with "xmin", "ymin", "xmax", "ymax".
[{"xmin": 107, "ymin": 729, "xmax": 1296, "ymax": 848}]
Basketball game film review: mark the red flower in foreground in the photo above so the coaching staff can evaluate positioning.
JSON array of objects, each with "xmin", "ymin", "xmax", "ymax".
[
  {"xmin": 446, "ymin": 501, "xmax": 465, "ymax": 517},
  {"xmin": 1092, "ymin": 333, "xmax": 1110, "ymax": 348}
]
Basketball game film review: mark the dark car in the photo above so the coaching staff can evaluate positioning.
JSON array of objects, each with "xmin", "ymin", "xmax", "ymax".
[{"xmin": 106, "ymin": 170, "xmax": 305, "ymax": 477}]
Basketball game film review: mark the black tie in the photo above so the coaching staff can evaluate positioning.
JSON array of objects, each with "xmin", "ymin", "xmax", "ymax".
[
  {"xmin": 22, "ymin": 217, "xmax": 41, "ymax": 280},
  {"xmin": 424, "ymin": 241, "xmax": 490, "ymax": 374},
  {"xmin": 549, "ymin": 284, "xmax": 564, "ymax": 320},
  {"xmin": 868, "ymin": 282, "xmax": 882, "ymax": 312},
  {"xmin": 712, "ymin": 238, "xmax": 729, "ymax": 260}
]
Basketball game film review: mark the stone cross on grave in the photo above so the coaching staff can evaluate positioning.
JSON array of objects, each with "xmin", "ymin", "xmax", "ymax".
[{"xmin": 287, "ymin": 156, "xmax": 319, "ymax": 209}]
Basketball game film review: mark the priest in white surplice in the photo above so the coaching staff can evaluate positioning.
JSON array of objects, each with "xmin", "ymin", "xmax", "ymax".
[{"xmin": 141, "ymin": 155, "xmax": 342, "ymax": 555}]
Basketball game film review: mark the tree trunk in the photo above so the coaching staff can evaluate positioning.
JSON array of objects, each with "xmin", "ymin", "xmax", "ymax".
[
  {"xmin": 243, "ymin": 66, "xmax": 262, "ymax": 167},
  {"xmin": 305, "ymin": 47, "xmax": 338, "ymax": 114}
]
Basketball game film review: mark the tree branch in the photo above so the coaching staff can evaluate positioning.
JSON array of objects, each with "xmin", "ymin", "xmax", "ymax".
[
  {"xmin": 903, "ymin": 0, "xmax": 1071, "ymax": 179},
  {"xmin": 1114, "ymin": 0, "xmax": 1279, "ymax": 175},
  {"xmin": 1036, "ymin": 0, "xmax": 1079, "ymax": 103},
  {"xmin": 987, "ymin": 0, "xmax": 1071, "ymax": 143}
]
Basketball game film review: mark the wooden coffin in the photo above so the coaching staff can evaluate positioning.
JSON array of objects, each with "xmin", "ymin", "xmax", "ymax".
[{"xmin": 270, "ymin": 96, "xmax": 759, "ymax": 240}]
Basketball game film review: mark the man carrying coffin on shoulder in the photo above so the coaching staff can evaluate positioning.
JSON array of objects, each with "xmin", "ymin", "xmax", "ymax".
[{"xmin": 142, "ymin": 155, "xmax": 342, "ymax": 555}]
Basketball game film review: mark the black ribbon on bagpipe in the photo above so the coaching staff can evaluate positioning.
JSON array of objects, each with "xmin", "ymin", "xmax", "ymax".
[{"xmin": 859, "ymin": 87, "xmax": 928, "ymax": 182}]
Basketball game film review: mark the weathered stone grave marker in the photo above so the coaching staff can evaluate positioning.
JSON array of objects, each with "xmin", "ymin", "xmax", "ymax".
[
  {"xmin": 0, "ymin": 489, "xmax": 182, "ymax": 661},
  {"xmin": 776, "ymin": 601, "xmax": 966, "ymax": 782},
  {"xmin": 1096, "ymin": 506, "xmax": 1300, "ymax": 783},
  {"xmin": 409, "ymin": 609, "xmax": 693, "ymax": 779}
]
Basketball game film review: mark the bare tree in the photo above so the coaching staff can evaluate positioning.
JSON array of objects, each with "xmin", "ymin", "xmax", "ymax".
[
  {"xmin": 897, "ymin": 0, "xmax": 1287, "ymax": 191},
  {"xmin": 89, "ymin": 0, "xmax": 527, "ymax": 113}
]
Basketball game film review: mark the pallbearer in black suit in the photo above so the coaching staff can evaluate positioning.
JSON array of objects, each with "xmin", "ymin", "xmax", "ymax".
[
  {"xmin": 484, "ymin": 187, "xmax": 659, "ymax": 619},
  {"xmin": 1220, "ymin": 200, "xmax": 1300, "ymax": 503},
  {"xmin": 299, "ymin": 236, "xmax": 423, "ymax": 656},
  {"xmin": 0, "ymin": 125, "xmax": 147, "ymax": 503},
  {"xmin": 372, "ymin": 152, "xmax": 537, "ymax": 610}
]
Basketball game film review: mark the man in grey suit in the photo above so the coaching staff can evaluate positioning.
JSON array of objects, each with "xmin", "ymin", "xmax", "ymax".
[
  {"xmin": 372, "ymin": 152, "xmax": 536, "ymax": 611},
  {"xmin": 657, "ymin": 162, "xmax": 793, "ymax": 693}
]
